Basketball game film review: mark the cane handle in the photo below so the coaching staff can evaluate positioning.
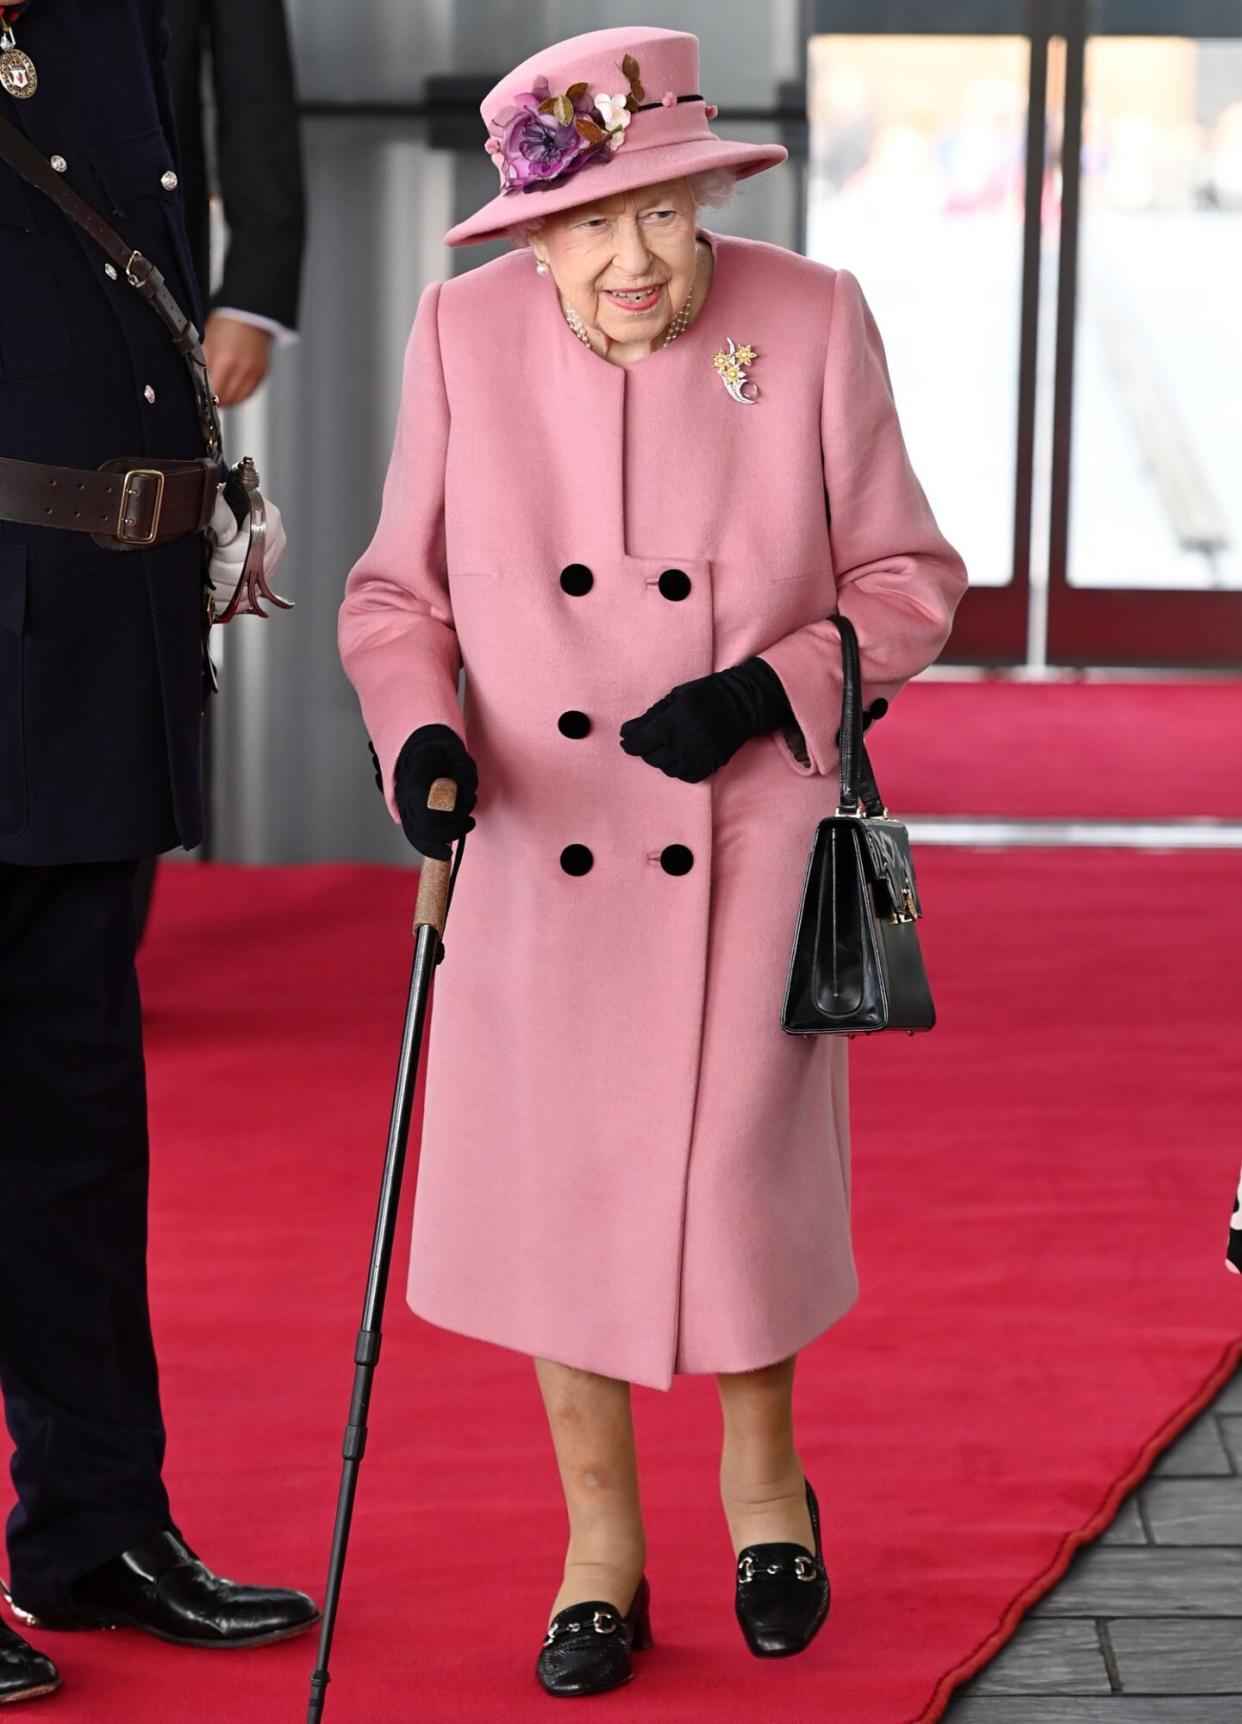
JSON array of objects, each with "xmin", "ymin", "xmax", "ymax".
[{"xmin": 412, "ymin": 776, "xmax": 458, "ymax": 938}]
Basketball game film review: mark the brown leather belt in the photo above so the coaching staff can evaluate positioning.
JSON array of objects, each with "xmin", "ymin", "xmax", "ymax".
[{"xmin": 0, "ymin": 455, "xmax": 218, "ymax": 552}]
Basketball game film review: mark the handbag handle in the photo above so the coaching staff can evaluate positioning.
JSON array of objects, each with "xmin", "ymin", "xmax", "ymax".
[{"xmin": 833, "ymin": 613, "xmax": 886, "ymax": 818}]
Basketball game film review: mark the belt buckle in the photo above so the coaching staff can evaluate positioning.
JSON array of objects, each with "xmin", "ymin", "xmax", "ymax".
[{"xmin": 117, "ymin": 468, "xmax": 166, "ymax": 547}]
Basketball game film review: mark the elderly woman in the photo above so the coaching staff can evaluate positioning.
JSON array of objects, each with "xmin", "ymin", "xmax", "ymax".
[{"xmin": 339, "ymin": 25, "xmax": 967, "ymax": 1699}]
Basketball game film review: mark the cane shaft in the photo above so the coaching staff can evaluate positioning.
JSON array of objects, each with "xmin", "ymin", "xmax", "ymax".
[
  {"xmin": 414, "ymin": 776, "xmax": 457, "ymax": 938},
  {"xmin": 307, "ymin": 919, "xmax": 442, "ymax": 1721}
]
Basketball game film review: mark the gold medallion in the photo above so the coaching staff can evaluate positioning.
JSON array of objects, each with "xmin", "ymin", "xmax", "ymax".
[{"xmin": 0, "ymin": 28, "xmax": 36, "ymax": 99}]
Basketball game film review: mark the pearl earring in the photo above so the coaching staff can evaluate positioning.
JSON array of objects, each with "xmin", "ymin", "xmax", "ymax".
[{"xmin": 535, "ymin": 259, "xmax": 549, "ymax": 276}]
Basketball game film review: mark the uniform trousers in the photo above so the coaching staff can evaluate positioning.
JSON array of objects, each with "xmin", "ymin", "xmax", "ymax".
[{"xmin": 0, "ymin": 859, "xmax": 169, "ymax": 1615}]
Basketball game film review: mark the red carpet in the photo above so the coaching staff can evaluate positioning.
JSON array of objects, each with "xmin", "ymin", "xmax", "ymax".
[
  {"xmin": 871, "ymin": 678, "xmax": 1242, "ymax": 818},
  {"xmin": 3, "ymin": 853, "xmax": 1240, "ymax": 1723}
]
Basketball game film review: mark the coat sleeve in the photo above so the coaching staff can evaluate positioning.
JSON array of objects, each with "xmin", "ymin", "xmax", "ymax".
[
  {"xmin": 756, "ymin": 269, "xmax": 968, "ymax": 778},
  {"xmin": 205, "ymin": 0, "xmax": 306, "ymax": 329},
  {"xmin": 338, "ymin": 281, "xmax": 465, "ymax": 822}
]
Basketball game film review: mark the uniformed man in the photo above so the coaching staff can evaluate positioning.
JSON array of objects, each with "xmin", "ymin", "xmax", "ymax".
[{"xmin": 0, "ymin": 0, "xmax": 316, "ymax": 1704}]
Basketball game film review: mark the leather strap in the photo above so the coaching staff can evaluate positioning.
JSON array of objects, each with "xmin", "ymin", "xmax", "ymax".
[
  {"xmin": 0, "ymin": 112, "xmax": 223, "ymax": 458},
  {"xmin": 833, "ymin": 613, "xmax": 886, "ymax": 817},
  {"xmin": 0, "ymin": 454, "xmax": 217, "ymax": 550}
]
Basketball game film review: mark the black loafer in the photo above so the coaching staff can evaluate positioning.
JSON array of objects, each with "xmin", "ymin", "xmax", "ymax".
[
  {"xmin": 0, "ymin": 1616, "xmax": 60, "ymax": 1705},
  {"xmin": 734, "ymin": 1480, "xmax": 831, "ymax": 1658},
  {"xmin": 536, "ymin": 1574, "xmax": 652, "ymax": 1697},
  {"xmin": 14, "ymin": 1529, "xmax": 319, "ymax": 1650}
]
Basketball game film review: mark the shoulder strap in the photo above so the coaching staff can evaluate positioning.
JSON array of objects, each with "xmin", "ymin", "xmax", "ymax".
[{"xmin": 0, "ymin": 112, "xmax": 222, "ymax": 458}]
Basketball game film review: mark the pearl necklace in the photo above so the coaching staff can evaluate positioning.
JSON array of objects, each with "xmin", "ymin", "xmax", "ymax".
[{"xmin": 562, "ymin": 283, "xmax": 695, "ymax": 353}]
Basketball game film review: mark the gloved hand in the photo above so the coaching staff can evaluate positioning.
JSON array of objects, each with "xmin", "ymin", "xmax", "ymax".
[
  {"xmin": 206, "ymin": 488, "xmax": 287, "ymax": 621},
  {"xmin": 393, "ymin": 724, "xmax": 479, "ymax": 859},
  {"xmin": 619, "ymin": 658, "xmax": 793, "ymax": 783}
]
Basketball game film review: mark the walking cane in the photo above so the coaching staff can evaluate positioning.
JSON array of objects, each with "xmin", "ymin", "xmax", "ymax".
[{"xmin": 306, "ymin": 777, "xmax": 463, "ymax": 1724}]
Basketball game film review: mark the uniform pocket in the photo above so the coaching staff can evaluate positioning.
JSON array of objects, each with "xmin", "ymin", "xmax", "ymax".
[
  {"xmin": 0, "ymin": 167, "xmax": 72, "ymax": 382},
  {"xmin": 88, "ymin": 129, "xmax": 194, "ymax": 312},
  {"xmin": 89, "ymin": 128, "xmax": 181, "ymax": 217},
  {"xmin": 0, "ymin": 544, "xmax": 29, "ymax": 834}
]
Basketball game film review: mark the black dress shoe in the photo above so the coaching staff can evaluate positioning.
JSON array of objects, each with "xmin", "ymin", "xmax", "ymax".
[
  {"xmin": 19, "ymin": 1530, "xmax": 319, "ymax": 1650},
  {"xmin": 536, "ymin": 1575, "xmax": 652, "ymax": 1697},
  {"xmin": 734, "ymin": 1480, "xmax": 831, "ymax": 1658},
  {"xmin": 0, "ymin": 1616, "xmax": 61, "ymax": 1704}
]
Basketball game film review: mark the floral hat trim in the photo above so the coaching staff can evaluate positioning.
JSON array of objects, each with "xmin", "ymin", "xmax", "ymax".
[{"xmin": 485, "ymin": 52, "xmax": 708, "ymax": 197}]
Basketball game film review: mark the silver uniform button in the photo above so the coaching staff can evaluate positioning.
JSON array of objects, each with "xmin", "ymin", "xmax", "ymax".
[
  {"xmin": 160, "ymin": 170, "xmax": 178, "ymax": 191},
  {"xmin": 143, "ymin": 385, "xmax": 156, "ymax": 404},
  {"xmin": 104, "ymin": 262, "xmax": 118, "ymax": 280},
  {"xmin": 50, "ymin": 154, "xmax": 68, "ymax": 173}
]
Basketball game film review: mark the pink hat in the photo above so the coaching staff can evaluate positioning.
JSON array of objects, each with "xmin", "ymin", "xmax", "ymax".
[{"xmin": 444, "ymin": 26, "xmax": 787, "ymax": 248}]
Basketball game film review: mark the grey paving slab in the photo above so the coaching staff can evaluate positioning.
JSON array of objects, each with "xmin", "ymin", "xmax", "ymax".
[
  {"xmin": 1140, "ymin": 1479, "xmax": 1242, "ymax": 1545},
  {"xmin": 1108, "ymin": 1618, "xmax": 1242, "ymax": 1693},
  {"xmin": 954, "ymin": 1620, "xmax": 1111, "ymax": 1695},
  {"xmin": 1220, "ymin": 1415, "xmax": 1242, "ymax": 1470},
  {"xmin": 1149, "ymin": 1417, "xmax": 1233, "ymax": 1477},
  {"xmin": 1097, "ymin": 1496, "xmax": 1149, "ymax": 1546},
  {"xmin": 1212, "ymin": 1368, "xmax": 1242, "ymax": 1413},
  {"xmin": 1028, "ymin": 1548, "xmax": 1242, "ymax": 1615},
  {"xmin": 942, "ymin": 1702, "xmax": 1242, "ymax": 1723}
]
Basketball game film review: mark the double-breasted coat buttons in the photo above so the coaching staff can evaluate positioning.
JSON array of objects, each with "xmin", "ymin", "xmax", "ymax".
[
  {"xmin": 559, "ymin": 565, "xmax": 694, "ymax": 875},
  {"xmin": 50, "ymin": 154, "xmax": 68, "ymax": 173},
  {"xmin": 660, "ymin": 844, "xmax": 694, "ymax": 875},
  {"xmin": 160, "ymin": 170, "xmax": 179, "ymax": 191}
]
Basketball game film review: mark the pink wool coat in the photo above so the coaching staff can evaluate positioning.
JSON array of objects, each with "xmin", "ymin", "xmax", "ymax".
[{"xmin": 339, "ymin": 230, "xmax": 967, "ymax": 1390}]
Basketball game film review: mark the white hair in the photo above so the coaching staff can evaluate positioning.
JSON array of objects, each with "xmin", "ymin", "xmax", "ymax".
[{"xmin": 507, "ymin": 167, "xmax": 738, "ymax": 248}]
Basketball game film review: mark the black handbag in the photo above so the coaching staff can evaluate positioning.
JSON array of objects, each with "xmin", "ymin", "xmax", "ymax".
[{"xmin": 780, "ymin": 614, "xmax": 936, "ymax": 1037}]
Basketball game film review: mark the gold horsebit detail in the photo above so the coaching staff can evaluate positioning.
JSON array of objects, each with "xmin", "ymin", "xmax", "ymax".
[
  {"xmin": 542, "ymin": 1607, "xmax": 621, "ymax": 1647},
  {"xmin": 737, "ymin": 1553, "xmax": 819, "ymax": 1584}
]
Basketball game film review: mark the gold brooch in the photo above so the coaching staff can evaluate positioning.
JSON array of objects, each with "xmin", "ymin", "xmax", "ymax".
[{"xmin": 712, "ymin": 338, "xmax": 759, "ymax": 405}]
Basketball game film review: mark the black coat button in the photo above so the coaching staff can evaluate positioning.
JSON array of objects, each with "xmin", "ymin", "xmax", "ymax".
[
  {"xmin": 660, "ymin": 844, "xmax": 694, "ymax": 875},
  {"xmin": 560, "ymin": 843, "xmax": 594, "ymax": 876},
  {"xmin": 558, "ymin": 710, "xmax": 591, "ymax": 739},
  {"xmin": 658, "ymin": 568, "xmax": 691, "ymax": 601},
  {"xmin": 560, "ymin": 563, "xmax": 593, "ymax": 596}
]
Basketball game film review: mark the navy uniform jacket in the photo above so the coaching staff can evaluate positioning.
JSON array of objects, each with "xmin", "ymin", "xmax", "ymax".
[{"xmin": 0, "ymin": 0, "xmax": 210, "ymax": 865}]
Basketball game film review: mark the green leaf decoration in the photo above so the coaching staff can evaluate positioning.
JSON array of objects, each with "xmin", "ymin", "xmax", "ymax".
[
  {"xmin": 537, "ymin": 97, "xmax": 556, "ymax": 114},
  {"xmin": 575, "ymin": 116, "xmax": 608, "ymax": 145},
  {"xmin": 565, "ymin": 81, "xmax": 589, "ymax": 104},
  {"xmin": 555, "ymin": 93, "xmax": 575, "ymax": 126}
]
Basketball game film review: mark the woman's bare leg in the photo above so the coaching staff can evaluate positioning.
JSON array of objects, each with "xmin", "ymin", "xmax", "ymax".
[
  {"xmin": 534, "ymin": 1357, "xmax": 646, "ymax": 1621},
  {"xmin": 716, "ymin": 1355, "xmax": 815, "ymax": 1553}
]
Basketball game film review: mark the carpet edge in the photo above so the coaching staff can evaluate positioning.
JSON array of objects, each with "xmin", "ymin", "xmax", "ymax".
[{"xmin": 911, "ymin": 1332, "xmax": 1242, "ymax": 1723}]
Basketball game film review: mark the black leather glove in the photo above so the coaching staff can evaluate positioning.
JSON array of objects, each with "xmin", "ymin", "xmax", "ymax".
[
  {"xmin": 392, "ymin": 723, "xmax": 479, "ymax": 859},
  {"xmin": 619, "ymin": 658, "xmax": 792, "ymax": 784},
  {"xmin": 620, "ymin": 660, "xmax": 889, "ymax": 786}
]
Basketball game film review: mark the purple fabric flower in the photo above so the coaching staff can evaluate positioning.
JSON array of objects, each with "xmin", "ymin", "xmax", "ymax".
[{"xmin": 490, "ymin": 74, "xmax": 608, "ymax": 194}]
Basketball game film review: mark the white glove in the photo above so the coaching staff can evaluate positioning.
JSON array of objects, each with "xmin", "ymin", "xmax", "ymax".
[{"xmin": 207, "ymin": 489, "xmax": 288, "ymax": 622}]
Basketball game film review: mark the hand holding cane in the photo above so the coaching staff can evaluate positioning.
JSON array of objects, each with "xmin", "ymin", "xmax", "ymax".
[{"xmin": 307, "ymin": 776, "xmax": 462, "ymax": 1723}]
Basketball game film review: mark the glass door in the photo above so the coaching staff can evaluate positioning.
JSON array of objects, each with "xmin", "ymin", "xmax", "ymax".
[
  {"xmin": 1046, "ymin": 0, "xmax": 1242, "ymax": 664},
  {"xmin": 807, "ymin": 0, "xmax": 1242, "ymax": 668}
]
